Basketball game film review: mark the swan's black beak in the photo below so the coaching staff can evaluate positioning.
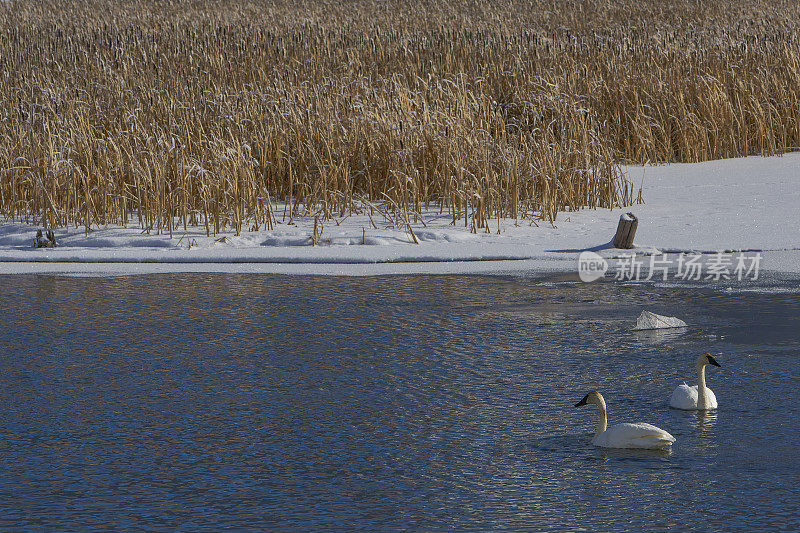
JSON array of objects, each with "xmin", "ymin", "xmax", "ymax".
[
  {"xmin": 706, "ymin": 354, "xmax": 721, "ymax": 367},
  {"xmin": 575, "ymin": 394, "xmax": 589, "ymax": 407}
]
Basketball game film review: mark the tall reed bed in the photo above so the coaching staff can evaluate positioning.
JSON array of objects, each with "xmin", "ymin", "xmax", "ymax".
[{"xmin": 1, "ymin": 0, "xmax": 798, "ymax": 233}]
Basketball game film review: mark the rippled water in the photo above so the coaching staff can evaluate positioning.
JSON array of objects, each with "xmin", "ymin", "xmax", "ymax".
[{"xmin": 1, "ymin": 274, "xmax": 799, "ymax": 531}]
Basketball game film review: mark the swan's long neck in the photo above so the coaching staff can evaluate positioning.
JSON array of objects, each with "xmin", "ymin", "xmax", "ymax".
[
  {"xmin": 696, "ymin": 362, "xmax": 709, "ymax": 409},
  {"xmin": 595, "ymin": 397, "xmax": 607, "ymax": 436}
]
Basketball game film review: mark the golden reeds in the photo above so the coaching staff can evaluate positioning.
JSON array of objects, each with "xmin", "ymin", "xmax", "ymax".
[{"xmin": 1, "ymin": 0, "xmax": 799, "ymax": 233}]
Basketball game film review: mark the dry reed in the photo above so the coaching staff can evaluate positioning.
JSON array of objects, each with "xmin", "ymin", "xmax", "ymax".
[{"xmin": 1, "ymin": 0, "xmax": 799, "ymax": 234}]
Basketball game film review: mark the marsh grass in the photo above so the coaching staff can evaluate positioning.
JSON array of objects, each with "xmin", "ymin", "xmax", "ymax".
[{"xmin": 1, "ymin": 0, "xmax": 799, "ymax": 234}]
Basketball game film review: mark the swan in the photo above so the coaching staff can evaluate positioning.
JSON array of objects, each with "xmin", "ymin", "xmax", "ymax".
[
  {"xmin": 669, "ymin": 352, "xmax": 721, "ymax": 410},
  {"xmin": 574, "ymin": 391, "xmax": 676, "ymax": 450}
]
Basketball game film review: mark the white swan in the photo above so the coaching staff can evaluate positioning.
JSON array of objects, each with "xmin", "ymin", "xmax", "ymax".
[
  {"xmin": 669, "ymin": 352, "xmax": 721, "ymax": 410},
  {"xmin": 575, "ymin": 391, "xmax": 676, "ymax": 450}
]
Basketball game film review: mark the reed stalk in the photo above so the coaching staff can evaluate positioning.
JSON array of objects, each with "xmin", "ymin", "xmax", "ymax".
[{"xmin": 1, "ymin": 0, "xmax": 798, "ymax": 233}]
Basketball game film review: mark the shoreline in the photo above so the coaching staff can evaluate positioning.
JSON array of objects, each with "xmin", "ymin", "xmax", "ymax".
[{"xmin": 1, "ymin": 154, "xmax": 798, "ymax": 277}]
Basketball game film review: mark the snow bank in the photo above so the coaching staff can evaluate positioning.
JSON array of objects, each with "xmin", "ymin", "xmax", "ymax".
[{"xmin": 1, "ymin": 153, "xmax": 799, "ymax": 276}]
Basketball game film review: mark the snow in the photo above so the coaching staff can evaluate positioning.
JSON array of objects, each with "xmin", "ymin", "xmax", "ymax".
[
  {"xmin": 1, "ymin": 153, "xmax": 799, "ymax": 276},
  {"xmin": 633, "ymin": 311, "xmax": 688, "ymax": 330}
]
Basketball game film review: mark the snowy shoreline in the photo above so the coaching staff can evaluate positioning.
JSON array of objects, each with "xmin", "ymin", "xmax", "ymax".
[{"xmin": 1, "ymin": 154, "xmax": 799, "ymax": 277}]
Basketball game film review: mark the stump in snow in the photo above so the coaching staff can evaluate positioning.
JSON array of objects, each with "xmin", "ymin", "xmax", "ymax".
[
  {"xmin": 34, "ymin": 229, "xmax": 57, "ymax": 248},
  {"xmin": 612, "ymin": 212, "xmax": 638, "ymax": 249}
]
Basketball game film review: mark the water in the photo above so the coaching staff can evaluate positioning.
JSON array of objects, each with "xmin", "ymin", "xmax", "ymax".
[{"xmin": 1, "ymin": 274, "xmax": 799, "ymax": 531}]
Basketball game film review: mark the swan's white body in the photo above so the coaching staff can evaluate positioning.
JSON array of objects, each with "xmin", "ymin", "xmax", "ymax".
[
  {"xmin": 592, "ymin": 422, "xmax": 676, "ymax": 449},
  {"xmin": 670, "ymin": 353, "xmax": 720, "ymax": 410},
  {"xmin": 670, "ymin": 383, "xmax": 717, "ymax": 410},
  {"xmin": 575, "ymin": 391, "xmax": 675, "ymax": 450}
]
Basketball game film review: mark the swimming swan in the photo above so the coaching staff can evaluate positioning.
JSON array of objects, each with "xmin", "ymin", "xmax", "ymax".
[
  {"xmin": 669, "ymin": 352, "xmax": 721, "ymax": 410},
  {"xmin": 574, "ymin": 391, "xmax": 676, "ymax": 450}
]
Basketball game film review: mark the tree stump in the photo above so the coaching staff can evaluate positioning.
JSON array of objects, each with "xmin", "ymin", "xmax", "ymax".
[
  {"xmin": 612, "ymin": 212, "xmax": 638, "ymax": 249},
  {"xmin": 34, "ymin": 229, "xmax": 57, "ymax": 248}
]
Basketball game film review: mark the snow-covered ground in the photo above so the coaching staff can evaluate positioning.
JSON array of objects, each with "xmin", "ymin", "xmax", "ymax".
[{"xmin": 1, "ymin": 153, "xmax": 798, "ymax": 276}]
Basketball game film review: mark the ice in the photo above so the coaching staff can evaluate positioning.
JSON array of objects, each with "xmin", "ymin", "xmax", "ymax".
[{"xmin": 634, "ymin": 311, "xmax": 688, "ymax": 330}]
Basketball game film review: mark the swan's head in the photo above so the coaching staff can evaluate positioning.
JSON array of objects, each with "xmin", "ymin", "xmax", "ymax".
[
  {"xmin": 697, "ymin": 352, "xmax": 721, "ymax": 368},
  {"xmin": 575, "ymin": 390, "xmax": 606, "ymax": 409}
]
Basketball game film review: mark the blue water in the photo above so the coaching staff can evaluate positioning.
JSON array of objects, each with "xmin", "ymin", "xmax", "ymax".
[{"xmin": 1, "ymin": 274, "xmax": 799, "ymax": 531}]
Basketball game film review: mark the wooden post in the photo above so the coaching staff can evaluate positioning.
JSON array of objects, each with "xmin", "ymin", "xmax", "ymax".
[
  {"xmin": 613, "ymin": 212, "xmax": 638, "ymax": 249},
  {"xmin": 311, "ymin": 215, "xmax": 320, "ymax": 246}
]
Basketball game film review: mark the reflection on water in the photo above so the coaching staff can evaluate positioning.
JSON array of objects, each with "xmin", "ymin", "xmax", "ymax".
[
  {"xmin": 0, "ymin": 274, "xmax": 799, "ymax": 531},
  {"xmin": 598, "ymin": 447, "xmax": 673, "ymax": 462},
  {"xmin": 693, "ymin": 410, "xmax": 718, "ymax": 434},
  {"xmin": 634, "ymin": 327, "xmax": 689, "ymax": 345}
]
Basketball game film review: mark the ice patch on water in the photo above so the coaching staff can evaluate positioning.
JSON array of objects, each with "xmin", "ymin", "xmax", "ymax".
[{"xmin": 633, "ymin": 310, "xmax": 688, "ymax": 330}]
